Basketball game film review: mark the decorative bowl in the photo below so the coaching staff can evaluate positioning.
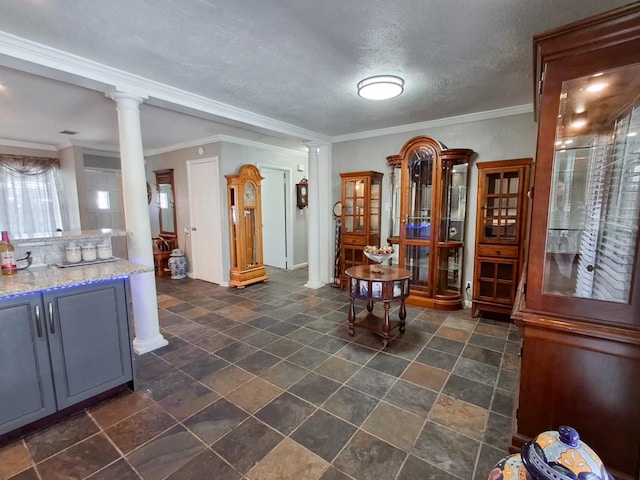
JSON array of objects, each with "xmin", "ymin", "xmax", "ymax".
[{"xmin": 363, "ymin": 250, "xmax": 394, "ymax": 273}]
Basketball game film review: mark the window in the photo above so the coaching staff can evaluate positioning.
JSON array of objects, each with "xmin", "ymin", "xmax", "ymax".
[
  {"xmin": 96, "ymin": 190, "xmax": 111, "ymax": 210},
  {"xmin": 0, "ymin": 154, "xmax": 68, "ymax": 236}
]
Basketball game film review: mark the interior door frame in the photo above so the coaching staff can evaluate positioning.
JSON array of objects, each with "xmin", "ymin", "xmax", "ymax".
[
  {"xmin": 257, "ymin": 163, "xmax": 294, "ymax": 271},
  {"xmin": 186, "ymin": 157, "xmax": 225, "ymax": 285}
]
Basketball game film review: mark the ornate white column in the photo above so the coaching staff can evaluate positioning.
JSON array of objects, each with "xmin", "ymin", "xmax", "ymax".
[
  {"xmin": 109, "ymin": 91, "xmax": 167, "ymax": 354},
  {"xmin": 305, "ymin": 144, "xmax": 324, "ymax": 289},
  {"xmin": 318, "ymin": 144, "xmax": 332, "ymax": 284}
]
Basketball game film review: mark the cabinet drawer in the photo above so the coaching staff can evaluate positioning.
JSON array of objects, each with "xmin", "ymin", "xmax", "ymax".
[
  {"xmin": 342, "ymin": 236, "xmax": 367, "ymax": 246},
  {"xmin": 477, "ymin": 244, "xmax": 518, "ymax": 258}
]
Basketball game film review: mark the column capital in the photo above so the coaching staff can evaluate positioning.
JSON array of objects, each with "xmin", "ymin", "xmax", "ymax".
[{"xmin": 106, "ymin": 89, "xmax": 146, "ymax": 106}]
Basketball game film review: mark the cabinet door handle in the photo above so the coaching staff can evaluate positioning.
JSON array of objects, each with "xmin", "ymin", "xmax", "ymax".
[
  {"xmin": 48, "ymin": 302, "xmax": 55, "ymax": 334},
  {"xmin": 35, "ymin": 305, "xmax": 43, "ymax": 338}
]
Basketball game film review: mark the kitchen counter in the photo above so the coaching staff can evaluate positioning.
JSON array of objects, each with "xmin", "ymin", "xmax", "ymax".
[{"xmin": 0, "ymin": 259, "xmax": 153, "ymax": 298}]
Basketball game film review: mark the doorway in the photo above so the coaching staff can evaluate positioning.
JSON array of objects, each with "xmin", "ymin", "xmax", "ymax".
[
  {"xmin": 186, "ymin": 157, "xmax": 224, "ymax": 285},
  {"xmin": 260, "ymin": 166, "xmax": 289, "ymax": 269}
]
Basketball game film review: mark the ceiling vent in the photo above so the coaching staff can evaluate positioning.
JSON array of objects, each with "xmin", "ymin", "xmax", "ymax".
[{"xmin": 59, "ymin": 130, "xmax": 78, "ymax": 135}]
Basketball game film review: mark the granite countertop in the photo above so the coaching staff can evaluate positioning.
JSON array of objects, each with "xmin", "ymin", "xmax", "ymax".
[
  {"xmin": 0, "ymin": 259, "xmax": 153, "ymax": 298},
  {"xmin": 11, "ymin": 229, "xmax": 131, "ymax": 245}
]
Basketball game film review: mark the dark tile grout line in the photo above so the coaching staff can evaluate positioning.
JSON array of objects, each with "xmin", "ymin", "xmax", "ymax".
[
  {"xmin": 149, "ymin": 290, "xmax": 516, "ymax": 479},
  {"xmin": 6, "ymin": 273, "xmax": 518, "ymax": 480}
]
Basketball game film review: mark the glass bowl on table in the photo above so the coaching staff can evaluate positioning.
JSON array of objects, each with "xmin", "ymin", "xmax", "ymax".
[{"xmin": 363, "ymin": 246, "xmax": 394, "ymax": 273}]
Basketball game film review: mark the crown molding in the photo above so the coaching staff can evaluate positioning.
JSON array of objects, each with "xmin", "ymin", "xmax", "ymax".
[
  {"xmin": 330, "ymin": 104, "xmax": 533, "ymax": 143},
  {"xmin": 0, "ymin": 138, "xmax": 58, "ymax": 151},
  {"xmin": 0, "ymin": 31, "xmax": 331, "ymax": 144},
  {"xmin": 144, "ymin": 134, "xmax": 307, "ymax": 158}
]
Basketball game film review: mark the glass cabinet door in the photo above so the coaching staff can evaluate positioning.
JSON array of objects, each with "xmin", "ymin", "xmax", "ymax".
[
  {"xmin": 406, "ymin": 148, "xmax": 433, "ymax": 240},
  {"xmin": 229, "ymin": 188, "xmax": 238, "ymax": 269},
  {"xmin": 343, "ymin": 179, "xmax": 365, "ymax": 233},
  {"xmin": 543, "ymin": 63, "xmax": 640, "ymax": 304},
  {"xmin": 370, "ymin": 181, "xmax": 380, "ymax": 234},
  {"xmin": 436, "ymin": 160, "xmax": 467, "ymax": 295},
  {"xmin": 481, "ymin": 170, "xmax": 520, "ymax": 244},
  {"xmin": 243, "ymin": 207, "xmax": 257, "ymax": 267},
  {"xmin": 389, "ymin": 165, "xmax": 402, "ymax": 238},
  {"xmin": 440, "ymin": 161, "xmax": 467, "ymax": 243}
]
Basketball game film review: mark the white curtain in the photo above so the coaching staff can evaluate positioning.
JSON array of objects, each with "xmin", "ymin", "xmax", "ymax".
[{"xmin": 0, "ymin": 154, "xmax": 68, "ymax": 235}]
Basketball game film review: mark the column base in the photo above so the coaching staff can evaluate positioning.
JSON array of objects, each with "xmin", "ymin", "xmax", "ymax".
[
  {"xmin": 133, "ymin": 335, "xmax": 169, "ymax": 355},
  {"xmin": 304, "ymin": 280, "xmax": 325, "ymax": 289}
]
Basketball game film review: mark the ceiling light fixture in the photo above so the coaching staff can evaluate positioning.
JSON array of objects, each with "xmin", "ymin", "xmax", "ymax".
[{"xmin": 357, "ymin": 75, "xmax": 404, "ymax": 100}]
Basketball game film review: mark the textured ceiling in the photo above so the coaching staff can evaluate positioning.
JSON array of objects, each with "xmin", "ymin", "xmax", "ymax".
[{"xmin": 0, "ymin": 0, "xmax": 631, "ymax": 150}]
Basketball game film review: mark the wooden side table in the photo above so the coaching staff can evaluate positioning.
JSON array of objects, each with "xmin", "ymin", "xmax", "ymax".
[
  {"xmin": 345, "ymin": 265, "xmax": 412, "ymax": 348},
  {"xmin": 153, "ymin": 249, "xmax": 172, "ymax": 278}
]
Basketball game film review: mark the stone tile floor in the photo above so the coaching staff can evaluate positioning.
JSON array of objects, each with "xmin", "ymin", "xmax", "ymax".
[{"xmin": 0, "ymin": 267, "xmax": 520, "ymax": 480}]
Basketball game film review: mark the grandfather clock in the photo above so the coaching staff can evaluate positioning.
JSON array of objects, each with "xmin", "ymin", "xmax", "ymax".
[{"xmin": 226, "ymin": 164, "xmax": 269, "ymax": 288}]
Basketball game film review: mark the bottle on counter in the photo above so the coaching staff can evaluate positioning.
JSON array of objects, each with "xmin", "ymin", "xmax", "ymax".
[{"xmin": 1, "ymin": 231, "xmax": 17, "ymax": 275}]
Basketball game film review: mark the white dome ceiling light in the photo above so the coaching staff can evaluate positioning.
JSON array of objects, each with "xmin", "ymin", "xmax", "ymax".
[{"xmin": 357, "ymin": 75, "xmax": 405, "ymax": 100}]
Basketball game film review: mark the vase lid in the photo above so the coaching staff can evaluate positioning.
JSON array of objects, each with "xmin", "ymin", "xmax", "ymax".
[
  {"xmin": 521, "ymin": 426, "xmax": 614, "ymax": 480},
  {"xmin": 170, "ymin": 249, "xmax": 184, "ymax": 257}
]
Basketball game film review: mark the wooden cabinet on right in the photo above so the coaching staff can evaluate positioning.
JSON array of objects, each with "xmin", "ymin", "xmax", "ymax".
[
  {"xmin": 472, "ymin": 159, "xmax": 531, "ymax": 317},
  {"xmin": 512, "ymin": 5, "xmax": 640, "ymax": 480}
]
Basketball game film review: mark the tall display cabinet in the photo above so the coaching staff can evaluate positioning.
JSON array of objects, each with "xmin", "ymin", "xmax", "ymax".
[
  {"xmin": 338, "ymin": 171, "xmax": 383, "ymax": 288},
  {"xmin": 387, "ymin": 136, "xmax": 473, "ymax": 310},
  {"xmin": 512, "ymin": 6, "xmax": 640, "ymax": 479},
  {"xmin": 226, "ymin": 164, "xmax": 268, "ymax": 288},
  {"xmin": 472, "ymin": 159, "xmax": 531, "ymax": 317}
]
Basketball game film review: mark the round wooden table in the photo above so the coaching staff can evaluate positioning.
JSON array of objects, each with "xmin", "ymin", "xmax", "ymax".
[{"xmin": 345, "ymin": 265, "xmax": 412, "ymax": 348}]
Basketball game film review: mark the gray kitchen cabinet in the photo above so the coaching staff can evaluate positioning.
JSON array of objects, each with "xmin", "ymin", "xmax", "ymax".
[
  {"xmin": 0, "ymin": 279, "xmax": 133, "ymax": 435},
  {"xmin": 0, "ymin": 293, "xmax": 57, "ymax": 435}
]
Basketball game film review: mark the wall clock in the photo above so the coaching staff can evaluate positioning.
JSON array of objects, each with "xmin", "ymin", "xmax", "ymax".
[
  {"xmin": 333, "ymin": 201, "xmax": 342, "ymax": 217},
  {"xmin": 296, "ymin": 179, "xmax": 308, "ymax": 209}
]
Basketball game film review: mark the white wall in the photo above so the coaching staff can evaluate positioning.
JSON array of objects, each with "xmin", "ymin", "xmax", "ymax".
[
  {"xmin": 220, "ymin": 141, "xmax": 309, "ymax": 269},
  {"xmin": 145, "ymin": 139, "xmax": 308, "ymax": 282},
  {"xmin": 332, "ymin": 112, "xmax": 538, "ymax": 302}
]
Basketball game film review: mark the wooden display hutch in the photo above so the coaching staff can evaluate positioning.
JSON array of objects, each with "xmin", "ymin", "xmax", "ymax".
[
  {"xmin": 472, "ymin": 159, "xmax": 531, "ymax": 317},
  {"xmin": 512, "ymin": 6, "xmax": 640, "ymax": 479},
  {"xmin": 338, "ymin": 171, "xmax": 383, "ymax": 289},
  {"xmin": 387, "ymin": 136, "xmax": 473, "ymax": 310},
  {"xmin": 226, "ymin": 164, "xmax": 268, "ymax": 288}
]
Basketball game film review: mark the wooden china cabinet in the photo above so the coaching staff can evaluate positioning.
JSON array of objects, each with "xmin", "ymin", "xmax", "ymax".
[
  {"xmin": 226, "ymin": 164, "xmax": 268, "ymax": 288},
  {"xmin": 338, "ymin": 171, "xmax": 383, "ymax": 288},
  {"xmin": 512, "ymin": 6, "xmax": 640, "ymax": 479},
  {"xmin": 387, "ymin": 136, "xmax": 473, "ymax": 310},
  {"xmin": 472, "ymin": 159, "xmax": 531, "ymax": 317}
]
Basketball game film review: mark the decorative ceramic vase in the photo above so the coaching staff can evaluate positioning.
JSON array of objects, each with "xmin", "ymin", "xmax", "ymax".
[
  {"xmin": 489, "ymin": 426, "xmax": 614, "ymax": 480},
  {"xmin": 168, "ymin": 248, "xmax": 187, "ymax": 279}
]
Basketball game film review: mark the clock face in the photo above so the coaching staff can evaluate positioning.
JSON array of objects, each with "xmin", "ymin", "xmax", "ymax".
[
  {"xmin": 333, "ymin": 201, "xmax": 342, "ymax": 217},
  {"xmin": 301, "ymin": 186, "xmax": 307, "ymax": 196},
  {"xmin": 243, "ymin": 182, "xmax": 256, "ymax": 206}
]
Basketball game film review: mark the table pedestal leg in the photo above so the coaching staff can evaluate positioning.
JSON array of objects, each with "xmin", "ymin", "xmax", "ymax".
[
  {"xmin": 382, "ymin": 301, "xmax": 391, "ymax": 348},
  {"xmin": 348, "ymin": 296, "xmax": 355, "ymax": 336},
  {"xmin": 399, "ymin": 300, "xmax": 406, "ymax": 333},
  {"xmin": 366, "ymin": 300, "xmax": 374, "ymax": 312}
]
